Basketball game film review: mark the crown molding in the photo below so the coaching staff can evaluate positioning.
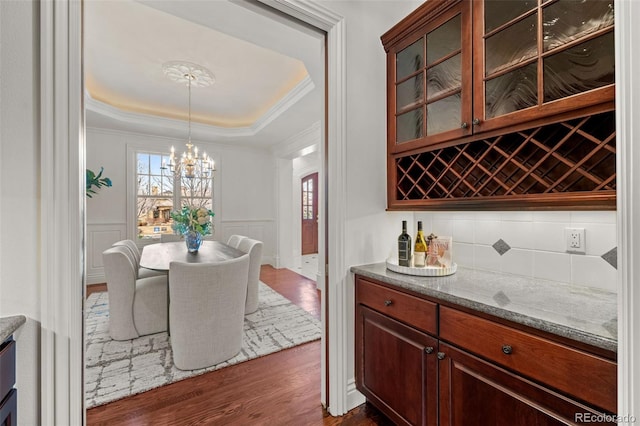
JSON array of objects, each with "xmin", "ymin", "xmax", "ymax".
[
  {"xmin": 85, "ymin": 75, "xmax": 314, "ymax": 138},
  {"xmin": 271, "ymin": 120, "xmax": 321, "ymax": 159}
]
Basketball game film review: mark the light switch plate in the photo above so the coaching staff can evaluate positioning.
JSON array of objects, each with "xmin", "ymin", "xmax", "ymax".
[{"xmin": 565, "ymin": 228, "xmax": 586, "ymax": 254}]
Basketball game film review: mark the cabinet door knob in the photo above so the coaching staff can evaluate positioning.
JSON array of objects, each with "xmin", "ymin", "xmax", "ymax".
[
  {"xmin": 502, "ymin": 345, "xmax": 513, "ymax": 355},
  {"xmin": 384, "ymin": 300, "xmax": 393, "ymax": 306},
  {"xmin": 424, "ymin": 346, "xmax": 434, "ymax": 354},
  {"xmin": 461, "ymin": 122, "xmax": 468, "ymax": 129},
  {"xmin": 437, "ymin": 352, "xmax": 446, "ymax": 360},
  {"xmin": 473, "ymin": 118, "xmax": 481, "ymax": 126}
]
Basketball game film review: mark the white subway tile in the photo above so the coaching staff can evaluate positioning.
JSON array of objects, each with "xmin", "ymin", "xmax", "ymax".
[
  {"xmin": 475, "ymin": 220, "xmax": 501, "ymax": 245},
  {"xmin": 570, "ymin": 211, "xmax": 616, "ymax": 224},
  {"xmin": 451, "ymin": 211, "xmax": 475, "ymax": 220},
  {"xmin": 501, "ymin": 211, "xmax": 534, "ymax": 222},
  {"xmin": 533, "ymin": 222, "xmax": 569, "ymax": 252},
  {"xmin": 501, "ymin": 248, "xmax": 533, "ymax": 277},
  {"xmin": 432, "ymin": 219, "xmax": 453, "ymax": 237},
  {"xmin": 501, "ymin": 221, "xmax": 534, "ymax": 249},
  {"xmin": 571, "ymin": 255, "xmax": 617, "ymax": 292},
  {"xmin": 533, "ymin": 251, "xmax": 571, "ymax": 283},
  {"xmin": 453, "ymin": 220, "xmax": 475, "ymax": 243},
  {"xmin": 475, "ymin": 211, "xmax": 502, "ymax": 222},
  {"xmin": 432, "ymin": 212, "xmax": 455, "ymax": 221},
  {"xmin": 571, "ymin": 223, "xmax": 617, "ymax": 257},
  {"xmin": 453, "ymin": 242, "xmax": 474, "ymax": 267},
  {"xmin": 533, "ymin": 211, "xmax": 571, "ymax": 222},
  {"xmin": 474, "ymin": 245, "xmax": 502, "ymax": 272}
]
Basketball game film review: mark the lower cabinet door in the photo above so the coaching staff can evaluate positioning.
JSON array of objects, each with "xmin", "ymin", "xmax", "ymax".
[
  {"xmin": 438, "ymin": 343, "xmax": 615, "ymax": 426},
  {"xmin": 356, "ymin": 305, "xmax": 438, "ymax": 426}
]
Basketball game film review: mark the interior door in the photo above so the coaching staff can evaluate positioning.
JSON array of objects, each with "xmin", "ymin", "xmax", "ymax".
[{"xmin": 301, "ymin": 172, "xmax": 318, "ymax": 255}]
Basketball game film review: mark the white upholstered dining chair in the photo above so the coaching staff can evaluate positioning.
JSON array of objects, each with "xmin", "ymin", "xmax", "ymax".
[
  {"xmin": 237, "ymin": 238, "xmax": 263, "ymax": 314},
  {"xmin": 226, "ymin": 234, "xmax": 246, "ymax": 249},
  {"xmin": 168, "ymin": 254, "xmax": 250, "ymax": 370},
  {"xmin": 102, "ymin": 246, "xmax": 168, "ymax": 340},
  {"xmin": 113, "ymin": 239, "xmax": 166, "ymax": 278}
]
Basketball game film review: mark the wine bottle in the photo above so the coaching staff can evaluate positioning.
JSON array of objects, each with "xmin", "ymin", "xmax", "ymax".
[
  {"xmin": 414, "ymin": 221, "xmax": 427, "ymax": 267},
  {"xmin": 397, "ymin": 220, "xmax": 412, "ymax": 267}
]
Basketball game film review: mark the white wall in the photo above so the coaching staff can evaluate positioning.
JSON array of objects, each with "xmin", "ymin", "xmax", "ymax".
[
  {"xmin": 0, "ymin": 1, "xmax": 41, "ymax": 423},
  {"xmin": 86, "ymin": 127, "xmax": 277, "ymax": 283}
]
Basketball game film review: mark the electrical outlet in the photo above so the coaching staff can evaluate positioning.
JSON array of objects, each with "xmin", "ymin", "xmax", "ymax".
[{"xmin": 565, "ymin": 228, "xmax": 586, "ymax": 254}]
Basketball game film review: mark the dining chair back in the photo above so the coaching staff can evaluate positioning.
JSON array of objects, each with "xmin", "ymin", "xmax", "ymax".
[
  {"xmin": 237, "ymin": 238, "xmax": 263, "ymax": 314},
  {"xmin": 227, "ymin": 234, "xmax": 246, "ymax": 249},
  {"xmin": 113, "ymin": 239, "xmax": 166, "ymax": 278},
  {"xmin": 169, "ymin": 254, "xmax": 250, "ymax": 370}
]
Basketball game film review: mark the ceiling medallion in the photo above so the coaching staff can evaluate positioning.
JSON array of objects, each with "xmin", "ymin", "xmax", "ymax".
[{"xmin": 161, "ymin": 61, "xmax": 215, "ymax": 88}]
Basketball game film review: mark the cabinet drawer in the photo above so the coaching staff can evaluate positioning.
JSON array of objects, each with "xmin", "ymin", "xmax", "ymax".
[
  {"xmin": 356, "ymin": 277, "xmax": 437, "ymax": 335},
  {"xmin": 0, "ymin": 339, "xmax": 16, "ymax": 402},
  {"xmin": 440, "ymin": 306, "xmax": 616, "ymax": 413}
]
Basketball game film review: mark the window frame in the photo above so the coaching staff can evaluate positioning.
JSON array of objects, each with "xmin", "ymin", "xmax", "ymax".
[{"xmin": 127, "ymin": 144, "xmax": 217, "ymax": 247}]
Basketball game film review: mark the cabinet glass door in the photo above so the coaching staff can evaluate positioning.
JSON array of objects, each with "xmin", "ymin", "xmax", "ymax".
[
  {"xmin": 476, "ymin": 0, "xmax": 614, "ymax": 130},
  {"xmin": 391, "ymin": 2, "xmax": 471, "ymax": 153}
]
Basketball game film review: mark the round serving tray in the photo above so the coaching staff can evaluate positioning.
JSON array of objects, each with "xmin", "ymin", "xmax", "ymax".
[{"xmin": 386, "ymin": 258, "xmax": 457, "ymax": 277}]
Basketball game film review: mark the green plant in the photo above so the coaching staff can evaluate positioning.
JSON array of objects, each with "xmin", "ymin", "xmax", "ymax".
[
  {"xmin": 86, "ymin": 167, "xmax": 112, "ymax": 198},
  {"xmin": 170, "ymin": 205, "xmax": 214, "ymax": 235}
]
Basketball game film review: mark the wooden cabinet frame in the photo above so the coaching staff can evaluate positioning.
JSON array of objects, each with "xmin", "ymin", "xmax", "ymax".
[{"xmin": 382, "ymin": 0, "xmax": 616, "ymax": 210}]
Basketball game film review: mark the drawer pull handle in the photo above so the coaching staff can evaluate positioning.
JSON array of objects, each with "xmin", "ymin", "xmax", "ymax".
[
  {"xmin": 502, "ymin": 345, "xmax": 513, "ymax": 355},
  {"xmin": 424, "ymin": 346, "xmax": 434, "ymax": 354},
  {"xmin": 384, "ymin": 300, "xmax": 393, "ymax": 306},
  {"xmin": 437, "ymin": 352, "xmax": 446, "ymax": 360}
]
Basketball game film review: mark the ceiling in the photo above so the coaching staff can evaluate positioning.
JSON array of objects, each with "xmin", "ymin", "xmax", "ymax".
[{"xmin": 84, "ymin": 0, "xmax": 325, "ymax": 148}]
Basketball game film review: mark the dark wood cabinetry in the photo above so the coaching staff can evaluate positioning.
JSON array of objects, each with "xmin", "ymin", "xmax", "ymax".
[
  {"xmin": 0, "ymin": 338, "xmax": 17, "ymax": 426},
  {"xmin": 382, "ymin": 0, "xmax": 616, "ymax": 210},
  {"xmin": 355, "ymin": 275, "xmax": 617, "ymax": 425}
]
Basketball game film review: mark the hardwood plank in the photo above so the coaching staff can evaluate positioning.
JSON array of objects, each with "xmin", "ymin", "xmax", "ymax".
[{"xmin": 86, "ymin": 265, "xmax": 389, "ymax": 425}]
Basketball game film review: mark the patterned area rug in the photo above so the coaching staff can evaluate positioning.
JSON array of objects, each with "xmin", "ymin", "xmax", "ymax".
[{"xmin": 85, "ymin": 282, "xmax": 322, "ymax": 408}]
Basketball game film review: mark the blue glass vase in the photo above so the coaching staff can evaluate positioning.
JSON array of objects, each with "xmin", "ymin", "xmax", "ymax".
[{"xmin": 184, "ymin": 231, "xmax": 203, "ymax": 253}]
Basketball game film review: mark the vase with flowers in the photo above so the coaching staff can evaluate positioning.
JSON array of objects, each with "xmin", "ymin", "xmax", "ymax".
[{"xmin": 170, "ymin": 205, "xmax": 215, "ymax": 253}]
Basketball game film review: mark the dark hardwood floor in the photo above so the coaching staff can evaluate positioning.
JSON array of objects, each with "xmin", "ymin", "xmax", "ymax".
[{"xmin": 86, "ymin": 264, "xmax": 391, "ymax": 425}]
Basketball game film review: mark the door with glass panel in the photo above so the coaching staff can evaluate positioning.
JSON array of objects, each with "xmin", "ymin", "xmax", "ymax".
[{"xmin": 301, "ymin": 173, "xmax": 318, "ymax": 255}]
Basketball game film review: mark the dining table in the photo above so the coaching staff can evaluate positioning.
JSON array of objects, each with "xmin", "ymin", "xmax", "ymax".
[
  {"xmin": 140, "ymin": 240, "xmax": 245, "ymax": 271},
  {"xmin": 139, "ymin": 240, "xmax": 246, "ymax": 334}
]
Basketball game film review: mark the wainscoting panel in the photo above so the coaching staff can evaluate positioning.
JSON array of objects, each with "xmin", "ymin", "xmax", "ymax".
[
  {"xmin": 87, "ymin": 223, "xmax": 127, "ymax": 284},
  {"xmin": 219, "ymin": 220, "xmax": 276, "ymax": 266}
]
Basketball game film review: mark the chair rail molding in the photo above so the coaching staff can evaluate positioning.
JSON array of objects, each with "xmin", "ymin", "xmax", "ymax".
[{"xmin": 615, "ymin": 0, "xmax": 639, "ymax": 420}]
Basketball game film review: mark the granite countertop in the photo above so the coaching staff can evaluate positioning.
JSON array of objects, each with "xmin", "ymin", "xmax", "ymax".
[
  {"xmin": 351, "ymin": 263, "xmax": 617, "ymax": 353},
  {"xmin": 0, "ymin": 315, "xmax": 26, "ymax": 342}
]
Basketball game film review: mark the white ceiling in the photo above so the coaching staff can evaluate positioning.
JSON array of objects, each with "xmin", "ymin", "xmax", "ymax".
[{"xmin": 84, "ymin": 0, "xmax": 325, "ymax": 148}]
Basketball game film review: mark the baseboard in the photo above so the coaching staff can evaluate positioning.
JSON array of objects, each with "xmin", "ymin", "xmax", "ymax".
[
  {"xmin": 347, "ymin": 378, "xmax": 365, "ymax": 411},
  {"xmin": 87, "ymin": 272, "xmax": 106, "ymax": 285}
]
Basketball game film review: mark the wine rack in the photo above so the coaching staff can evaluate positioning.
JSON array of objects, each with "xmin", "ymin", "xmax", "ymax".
[{"xmin": 392, "ymin": 110, "xmax": 616, "ymax": 210}]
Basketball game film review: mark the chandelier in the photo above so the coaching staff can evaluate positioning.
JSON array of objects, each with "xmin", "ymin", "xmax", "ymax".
[{"xmin": 161, "ymin": 61, "xmax": 216, "ymax": 179}]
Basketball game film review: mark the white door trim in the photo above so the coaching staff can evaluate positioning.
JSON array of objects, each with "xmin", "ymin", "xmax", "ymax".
[
  {"xmin": 257, "ymin": 1, "xmax": 348, "ymax": 415},
  {"xmin": 42, "ymin": 0, "xmax": 348, "ymax": 423},
  {"xmin": 615, "ymin": 0, "xmax": 638, "ymax": 420},
  {"xmin": 40, "ymin": 0, "xmax": 85, "ymax": 425}
]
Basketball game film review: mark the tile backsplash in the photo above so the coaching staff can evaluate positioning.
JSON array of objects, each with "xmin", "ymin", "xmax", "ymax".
[{"xmin": 412, "ymin": 211, "xmax": 617, "ymax": 293}]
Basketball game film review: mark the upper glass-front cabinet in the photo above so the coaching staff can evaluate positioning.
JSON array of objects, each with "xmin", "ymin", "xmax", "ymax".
[
  {"xmin": 383, "ymin": 0, "xmax": 615, "ymax": 154},
  {"xmin": 390, "ymin": 2, "xmax": 473, "ymax": 152},
  {"xmin": 475, "ymin": 0, "xmax": 614, "ymax": 131}
]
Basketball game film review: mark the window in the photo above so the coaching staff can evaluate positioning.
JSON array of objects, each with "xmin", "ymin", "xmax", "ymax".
[
  {"xmin": 136, "ymin": 152, "xmax": 213, "ymax": 240},
  {"xmin": 302, "ymin": 178, "xmax": 313, "ymax": 220}
]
